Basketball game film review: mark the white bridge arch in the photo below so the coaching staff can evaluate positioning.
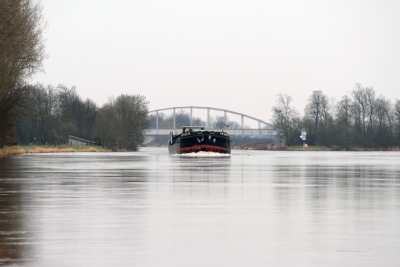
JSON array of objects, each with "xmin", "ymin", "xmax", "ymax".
[{"xmin": 146, "ymin": 106, "xmax": 280, "ymax": 138}]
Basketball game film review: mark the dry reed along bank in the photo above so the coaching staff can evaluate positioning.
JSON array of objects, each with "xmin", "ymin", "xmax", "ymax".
[{"xmin": 0, "ymin": 146, "xmax": 109, "ymax": 157}]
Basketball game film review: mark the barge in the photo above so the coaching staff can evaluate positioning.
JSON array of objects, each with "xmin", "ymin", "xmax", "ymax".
[{"xmin": 168, "ymin": 126, "xmax": 231, "ymax": 155}]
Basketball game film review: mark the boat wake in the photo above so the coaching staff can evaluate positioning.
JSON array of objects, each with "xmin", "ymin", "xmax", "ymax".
[{"xmin": 173, "ymin": 151, "xmax": 231, "ymax": 158}]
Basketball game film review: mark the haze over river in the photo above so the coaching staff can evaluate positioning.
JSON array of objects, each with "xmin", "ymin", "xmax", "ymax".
[{"xmin": 0, "ymin": 147, "xmax": 399, "ymax": 266}]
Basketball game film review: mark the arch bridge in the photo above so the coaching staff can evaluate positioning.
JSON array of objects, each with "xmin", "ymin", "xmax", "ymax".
[{"xmin": 146, "ymin": 106, "xmax": 280, "ymax": 139}]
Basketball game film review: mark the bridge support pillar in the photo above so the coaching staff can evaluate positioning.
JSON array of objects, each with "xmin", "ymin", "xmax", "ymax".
[
  {"xmin": 156, "ymin": 111, "xmax": 159, "ymax": 135},
  {"xmin": 173, "ymin": 108, "xmax": 176, "ymax": 130},
  {"xmin": 207, "ymin": 108, "xmax": 210, "ymax": 128},
  {"xmin": 190, "ymin": 107, "xmax": 193, "ymax": 126},
  {"xmin": 241, "ymin": 115, "xmax": 244, "ymax": 137}
]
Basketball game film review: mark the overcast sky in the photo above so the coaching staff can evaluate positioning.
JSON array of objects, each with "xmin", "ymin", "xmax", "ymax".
[{"xmin": 32, "ymin": 0, "xmax": 400, "ymax": 122}]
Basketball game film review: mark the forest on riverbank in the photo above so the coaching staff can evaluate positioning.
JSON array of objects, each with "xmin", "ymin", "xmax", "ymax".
[
  {"xmin": 270, "ymin": 85, "xmax": 400, "ymax": 149},
  {"xmin": 8, "ymin": 84, "xmax": 150, "ymax": 151}
]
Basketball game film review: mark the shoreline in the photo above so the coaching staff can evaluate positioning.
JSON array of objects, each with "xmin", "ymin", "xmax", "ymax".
[
  {"xmin": 144, "ymin": 143, "xmax": 400, "ymax": 152},
  {"xmin": 2, "ymin": 144, "xmax": 400, "ymax": 158},
  {"xmin": 233, "ymin": 143, "xmax": 400, "ymax": 151},
  {"xmin": 0, "ymin": 145, "xmax": 110, "ymax": 157}
]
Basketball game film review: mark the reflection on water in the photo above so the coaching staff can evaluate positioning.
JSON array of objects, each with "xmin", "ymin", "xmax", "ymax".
[
  {"xmin": 0, "ymin": 158, "xmax": 28, "ymax": 266},
  {"xmin": 0, "ymin": 149, "xmax": 399, "ymax": 266}
]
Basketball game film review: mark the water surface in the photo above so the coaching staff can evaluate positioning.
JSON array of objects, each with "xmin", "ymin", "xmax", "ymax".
[{"xmin": 0, "ymin": 148, "xmax": 399, "ymax": 266}]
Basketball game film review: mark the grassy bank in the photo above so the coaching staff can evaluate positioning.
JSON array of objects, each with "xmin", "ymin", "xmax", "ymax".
[
  {"xmin": 0, "ymin": 145, "xmax": 109, "ymax": 157},
  {"xmin": 288, "ymin": 145, "xmax": 400, "ymax": 151},
  {"xmin": 233, "ymin": 143, "xmax": 400, "ymax": 151},
  {"xmin": 231, "ymin": 142, "xmax": 326, "ymax": 151},
  {"xmin": 287, "ymin": 145, "xmax": 329, "ymax": 151},
  {"xmin": 232, "ymin": 142, "xmax": 287, "ymax": 150}
]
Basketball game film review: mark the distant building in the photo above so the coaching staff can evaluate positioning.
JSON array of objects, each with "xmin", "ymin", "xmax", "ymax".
[{"xmin": 68, "ymin": 135, "xmax": 95, "ymax": 146}]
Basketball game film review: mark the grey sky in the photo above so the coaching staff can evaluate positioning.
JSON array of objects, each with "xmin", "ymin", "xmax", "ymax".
[{"xmin": 33, "ymin": 0, "xmax": 400, "ymax": 122}]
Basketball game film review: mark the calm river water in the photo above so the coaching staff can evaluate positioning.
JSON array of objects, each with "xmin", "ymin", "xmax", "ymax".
[{"xmin": 0, "ymin": 148, "xmax": 399, "ymax": 267}]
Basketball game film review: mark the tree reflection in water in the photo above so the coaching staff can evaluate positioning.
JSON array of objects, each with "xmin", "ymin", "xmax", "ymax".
[{"xmin": 0, "ymin": 157, "xmax": 29, "ymax": 265}]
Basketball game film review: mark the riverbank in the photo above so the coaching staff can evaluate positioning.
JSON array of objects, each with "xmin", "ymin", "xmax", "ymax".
[
  {"xmin": 0, "ymin": 145, "xmax": 110, "ymax": 157},
  {"xmin": 5, "ymin": 144, "xmax": 398, "ymax": 158},
  {"xmin": 233, "ymin": 142, "xmax": 400, "ymax": 151},
  {"xmin": 232, "ymin": 142, "xmax": 288, "ymax": 150},
  {"xmin": 232, "ymin": 142, "xmax": 328, "ymax": 151}
]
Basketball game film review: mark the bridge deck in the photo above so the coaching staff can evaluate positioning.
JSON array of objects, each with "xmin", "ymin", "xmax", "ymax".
[{"xmin": 145, "ymin": 129, "xmax": 279, "ymax": 136}]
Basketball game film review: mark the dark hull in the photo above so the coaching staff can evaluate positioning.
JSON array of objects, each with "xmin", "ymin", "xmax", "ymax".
[{"xmin": 168, "ymin": 131, "xmax": 231, "ymax": 155}]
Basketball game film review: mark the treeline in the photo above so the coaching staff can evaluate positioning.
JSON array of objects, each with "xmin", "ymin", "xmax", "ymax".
[
  {"xmin": 272, "ymin": 84, "xmax": 400, "ymax": 149},
  {"xmin": 12, "ymin": 84, "xmax": 149, "ymax": 151},
  {"xmin": 14, "ymin": 84, "xmax": 95, "ymax": 145},
  {"xmin": 149, "ymin": 111, "xmax": 243, "ymax": 129}
]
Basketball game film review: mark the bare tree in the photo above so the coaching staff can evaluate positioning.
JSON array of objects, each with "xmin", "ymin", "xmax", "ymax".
[
  {"xmin": 93, "ymin": 104, "xmax": 116, "ymax": 148},
  {"xmin": 0, "ymin": 0, "xmax": 46, "ymax": 147},
  {"xmin": 304, "ymin": 91, "xmax": 328, "ymax": 145},
  {"xmin": 365, "ymin": 86, "xmax": 376, "ymax": 136},
  {"xmin": 335, "ymin": 95, "xmax": 353, "ymax": 147},
  {"xmin": 23, "ymin": 84, "xmax": 57, "ymax": 144},
  {"xmin": 114, "ymin": 94, "xmax": 149, "ymax": 150},
  {"xmin": 374, "ymin": 96, "xmax": 392, "ymax": 147},
  {"xmin": 56, "ymin": 85, "xmax": 81, "ymax": 142},
  {"xmin": 394, "ymin": 100, "xmax": 400, "ymax": 145},
  {"xmin": 271, "ymin": 93, "xmax": 300, "ymax": 146},
  {"xmin": 351, "ymin": 84, "xmax": 368, "ymax": 140},
  {"xmin": 93, "ymin": 94, "xmax": 150, "ymax": 151},
  {"xmin": 350, "ymin": 84, "xmax": 376, "ymax": 146}
]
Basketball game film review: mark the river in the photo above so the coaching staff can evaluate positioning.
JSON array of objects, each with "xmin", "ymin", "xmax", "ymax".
[{"xmin": 0, "ymin": 147, "xmax": 399, "ymax": 266}]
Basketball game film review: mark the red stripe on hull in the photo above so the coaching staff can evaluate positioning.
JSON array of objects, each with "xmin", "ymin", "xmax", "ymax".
[{"xmin": 177, "ymin": 144, "xmax": 231, "ymax": 154}]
